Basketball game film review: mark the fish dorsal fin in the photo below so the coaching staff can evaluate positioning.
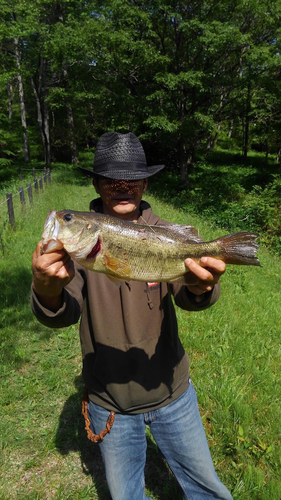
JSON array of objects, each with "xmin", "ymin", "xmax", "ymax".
[
  {"xmin": 156, "ymin": 224, "xmax": 204, "ymax": 243},
  {"xmin": 138, "ymin": 214, "xmax": 203, "ymax": 242}
]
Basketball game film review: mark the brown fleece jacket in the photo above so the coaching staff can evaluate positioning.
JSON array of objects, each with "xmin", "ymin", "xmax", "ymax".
[{"xmin": 31, "ymin": 200, "xmax": 220, "ymax": 414}]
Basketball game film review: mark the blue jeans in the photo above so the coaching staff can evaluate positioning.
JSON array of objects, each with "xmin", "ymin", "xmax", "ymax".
[{"xmin": 87, "ymin": 383, "xmax": 233, "ymax": 500}]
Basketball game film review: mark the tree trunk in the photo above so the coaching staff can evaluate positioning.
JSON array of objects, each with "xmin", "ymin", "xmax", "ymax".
[
  {"xmin": 14, "ymin": 37, "xmax": 29, "ymax": 163},
  {"xmin": 89, "ymin": 102, "xmax": 95, "ymax": 137},
  {"xmin": 179, "ymin": 139, "xmax": 193, "ymax": 190},
  {"xmin": 30, "ymin": 73, "xmax": 51, "ymax": 166},
  {"xmin": 63, "ymin": 66, "xmax": 78, "ymax": 164},
  {"xmin": 7, "ymin": 81, "xmax": 14, "ymax": 120},
  {"xmin": 206, "ymin": 136, "xmax": 211, "ymax": 156},
  {"xmin": 66, "ymin": 103, "xmax": 78, "ymax": 163},
  {"xmin": 56, "ymin": 7, "xmax": 78, "ymax": 163},
  {"xmin": 243, "ymin": 116, "xmax": 250, "ymax": 161},
  {"xmin": 44, "ymin": 97, "xmax": 51, "ymax": 165},
  {"xmin": 211, "ymin": 123, "xmax": 221, "ymax": 149},
  {"xmin": 31, "ymin": 76, "xmax": 46, "ymax": 159},
  {"xmin": 276, "ymin": 147, "xmax": 281, "ymax": 164},
  {"xmin": 265, "ymin": 144, "xmax": 268, "ymax": 167},
  {"xmin": 206, "ymin": 123, "xmax": 221, "ymax": 155},
  {"xmin": 264, "ymin": 131, "xmax": 269, "ymax": 167},
  {"xmin": 243, "ymin": 84, "xmax": 251, "ymax": 161},
  {"xmin": 228, "ymin": 119, "xmax": 234, "ymax": 138}
]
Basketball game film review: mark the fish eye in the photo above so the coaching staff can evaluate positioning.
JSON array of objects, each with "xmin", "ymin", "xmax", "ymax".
[{"xmin": 63, "ymin": 213, "xmax": 72, "ymax": 222}]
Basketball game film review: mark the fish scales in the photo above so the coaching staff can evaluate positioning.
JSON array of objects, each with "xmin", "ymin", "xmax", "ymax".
[
  {"xmin": 96, "ymin": 217, "xmax": 190, "ymax": 281},
  {"xmin": 41, "ymin": 210, "xmax": 261, "ymax": 284}
]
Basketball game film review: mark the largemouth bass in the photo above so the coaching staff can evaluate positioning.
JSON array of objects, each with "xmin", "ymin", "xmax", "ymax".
[{"xmin": 41, "ymin": 210, "xmax": 260, "ymax": 283}]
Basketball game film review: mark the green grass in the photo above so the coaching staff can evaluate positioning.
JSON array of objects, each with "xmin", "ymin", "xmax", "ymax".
[{"xmin": 0, "ymin": 176, "xmax": 280, "ymax": 499}]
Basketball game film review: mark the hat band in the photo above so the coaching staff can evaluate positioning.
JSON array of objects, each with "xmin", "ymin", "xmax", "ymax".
[{"xmin": 94, "ymin": 160, "xmax": 148, "ymax": 174}]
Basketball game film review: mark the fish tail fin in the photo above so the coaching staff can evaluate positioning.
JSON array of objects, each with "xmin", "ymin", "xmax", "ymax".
[{"xmin": 217, "ymin": 232, "xmax": 261, "ymax": 266}]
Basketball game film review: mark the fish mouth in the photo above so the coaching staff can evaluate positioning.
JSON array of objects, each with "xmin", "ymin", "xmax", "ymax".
[
  {"xmin": 42, "ymin": 211, "xmax": 60, "ymax": 240},
  {"xmin": 41, "ymin": 211, "xmax": 62, "ymax": 252}
]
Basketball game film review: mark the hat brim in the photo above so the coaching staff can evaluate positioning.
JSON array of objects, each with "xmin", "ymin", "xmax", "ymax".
[{"xmin": 78, "ymin": 164, "xmax": 165, "ymax": 180}]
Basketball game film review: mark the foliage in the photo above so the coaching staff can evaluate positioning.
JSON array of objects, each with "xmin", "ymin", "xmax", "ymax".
[
  {"xmin": 0, "ymin": 113, "xmax": 21, "ymax": 159},
  {"xmin": 0, "ymin": 0, "xmax": 281, "ymax": 185}
]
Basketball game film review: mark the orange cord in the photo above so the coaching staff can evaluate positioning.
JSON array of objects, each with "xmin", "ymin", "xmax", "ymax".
[{"xmin": 82, "ymin": 387, "xmax": 115, "ymax": 443}]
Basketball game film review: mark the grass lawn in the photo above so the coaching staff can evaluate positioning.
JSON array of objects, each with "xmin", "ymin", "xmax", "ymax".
[{"xmin": 0, "ymin": 176, "xmax": 280, "ymax": 499}]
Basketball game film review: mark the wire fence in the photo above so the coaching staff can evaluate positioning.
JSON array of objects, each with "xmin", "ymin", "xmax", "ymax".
[{"xmin": 0, "ymin": 167, "xmax": 51, "ymax": 230}]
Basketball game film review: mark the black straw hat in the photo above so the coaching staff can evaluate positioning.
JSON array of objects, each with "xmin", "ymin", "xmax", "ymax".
[{"xmin": 78, "ymin": 132, "xmax": 164, "ymax": 180}]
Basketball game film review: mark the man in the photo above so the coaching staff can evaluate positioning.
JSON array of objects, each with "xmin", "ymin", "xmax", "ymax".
[{"xmin": 31, "ymin": 132, "xmax": 233, "ymax": 500}]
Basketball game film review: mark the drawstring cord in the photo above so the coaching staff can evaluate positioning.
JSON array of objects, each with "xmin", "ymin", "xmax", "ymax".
[
  {"xmin": 82, "ymin": 387, "xmax": 115, "ymax": 443},
  {"xmin": 145, "ymin": 283, "xmax": 154, "ymax": 309}
]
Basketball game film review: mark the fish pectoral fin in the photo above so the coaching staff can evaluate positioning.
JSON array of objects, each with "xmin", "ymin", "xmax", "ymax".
[{"xmin": 103, "ymin": 255, "xmax": 132, "ymax": 278}]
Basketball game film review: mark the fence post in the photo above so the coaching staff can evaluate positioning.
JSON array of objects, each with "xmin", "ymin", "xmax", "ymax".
[
  {"xmin": 32, "ymin": 167, "xmax": 36, "ymax": 182},
  {"xmin": 6, "ymin": 193, "xmax": 15, "ymax": 227},
  {"xmin": 27, "ymin": 183, "xmax": 33, "ymax": 205},
  {"xmin": 19, "ymin": 186, "xmax": 25, "ymax": 208},
  {"xmin": 43, "ymin": 167, "xmax": 47, "ymax": 185},
  {"xmin": 34, "ymin": 178, "xmax": 39, "ymax": 194},
  {"xmin": 47, "ymin": 168, "xmax": 51, "ymax": 184},
  {"xmin": 39, "ymin": 176, "xmax": 43, "ymax": 191}
]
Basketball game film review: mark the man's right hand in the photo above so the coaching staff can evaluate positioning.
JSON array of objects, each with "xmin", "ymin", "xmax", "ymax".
[{"xmin": 32, "ymin": 241, "xmax": 75, "ymax": 311}]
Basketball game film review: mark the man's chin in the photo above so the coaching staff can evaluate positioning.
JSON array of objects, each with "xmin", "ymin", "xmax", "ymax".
[
  {"xmin": 110, "ymin": 202, "xmax": 139, "ymax": 219},
  {"xmin": 113, "ymin": 202, "xmax": 135, "ymax": 212}
]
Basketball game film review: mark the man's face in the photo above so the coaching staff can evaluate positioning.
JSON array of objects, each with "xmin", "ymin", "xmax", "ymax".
[{"xmin": 94, "ymin": 177, "xmax": 148, "ymax": 221}]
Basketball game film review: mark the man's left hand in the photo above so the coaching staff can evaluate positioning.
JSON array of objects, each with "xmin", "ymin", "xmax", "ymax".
[{"xmin": 184, "ymin": 257, "xmax": 226, "ymax": 298}]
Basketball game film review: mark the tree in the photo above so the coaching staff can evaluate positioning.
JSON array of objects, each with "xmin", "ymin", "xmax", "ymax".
[
  {"xmin": 0, "ymin": 0, "xmax": 280, "ymax": 176},
  {"xmin": 0, "ymin": 2, "xmax": 33, "ymax": 163}
]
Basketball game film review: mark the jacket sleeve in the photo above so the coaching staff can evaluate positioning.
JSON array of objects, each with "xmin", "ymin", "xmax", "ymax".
[
  {"xmin": 30, "ymin": 264, "xmax": 85, "ymax": 328},
  {"xmin": 169, "ymin": 282, "xmax": 221, "ymax": 311}
]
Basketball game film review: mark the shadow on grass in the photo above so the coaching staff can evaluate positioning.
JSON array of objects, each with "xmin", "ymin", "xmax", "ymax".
[
  {"xmin": 55, "ymin": 375, "xmax": 110, "ymax": 500},
  {"xmin": 55, "ymin": 375, "xmax": 183, "ymax": 500}
]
